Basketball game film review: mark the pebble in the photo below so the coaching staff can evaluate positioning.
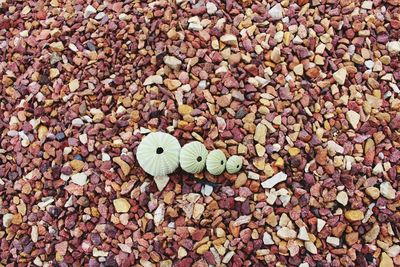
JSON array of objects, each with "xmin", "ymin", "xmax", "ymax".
[
  {"xmin": 380, "ymin": 182, "xmax": 396, "ymax": 199},
  {"xmin": 69, "ymin": 79, "xmax": 80, "ymax": 92},
  {"xmin": 346, "ymin": 110, "xmax": 361, "ymax": 129},
  {"xmin": 206, "ymin": 2, "xmax": 217, "ymax": 14},
  {"xmin": 380, "ymin": 252, "xmax": 394, "ymax": 267},
  {"xmin": 254, "ymin": 123, "xmax": 267, "ymax": 145},
  {"xmin": 2, "ymin": 213, "xmax": 13, "ymax": 227},
  {"xmin": 344, "ymin": 210, "xmax": 364, "ymax": 222},
  {"xmin": 143, "ymin": 75, "xmax": 163, "ymax": 85},
  {"xmin": 304, "ymin": 242, "xmax": 318, "ymax": 254},
  {"xmin": 364, "ymin": 224, "xmax": 380, "ymax": 243},
  {"xmin": 269, "ymin": 3, "xmax": 283, "ymax": 20},
  {"xmin": 154, "ymin": 175, "xmax": 170, "ymax": 191},
  {"xmin": 261, "ymin": 172, "xmax": 287, "ymax": 189},
  {"xmin": 164, "ymin": 56, "xmax": 182, "ymax": 70},
  {"xmin": 336, "ymin": 191, "xmax": 348, "ymax": 206},
  {"xmin": 71, "ymin": 172, "xmax": 88, "ymax": 186},
  {"xmin": 220, "ymin": 34, "xmax": 238, "ymax": 46},
  {"xmin": 277, "ymin": 227, "xmax": 297, "ymax": 240},
  {"xmin": 113, "ymin": 198, "xmax": 131, "ymax": 213},
  {"xmin": 387, "ymin": 41, "xmax": 400, "ymax": 54},
  {"xmin": 84, "ymin": 5, "xmax": 97, "ymax": 18},
  {"xmin": 333, "ymin": 68, "xmax": 347, "ymax": 85},
  {"xmin": 112, "ymin": 157, "xmax": 131, "ymax": 176},
  {"xmin": 365, "ymin": 187, "xmax": 380, "ymax": 199}
]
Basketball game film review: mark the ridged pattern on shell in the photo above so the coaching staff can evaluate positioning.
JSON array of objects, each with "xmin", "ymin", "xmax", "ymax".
[
  {"xmin": 179, "ymin": 142, "xmax": 208, "ymax": 174},
  {"xmin": 206, "ymin": 149, "xmax": 226, "ymax": 175},
  {"xmin": 226, "ymin": 155, "xmax": 243, "ymax": 174},
  {"xmin": 136, "ymin": 132, "xmax": 181, "ymax": 176}
]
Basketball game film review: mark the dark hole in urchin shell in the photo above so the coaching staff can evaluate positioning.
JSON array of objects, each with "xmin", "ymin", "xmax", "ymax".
[
  {"xmin": 197, "ymin": 156, "xmax": 202, "ymax": 162},
  {"xmin": 237, "ymin": 165, "xmax": 240, "ymax": 168},
  {"xmin": 156, "ymin": 147, "xmax": 164, "ymax": 154},
  {"xmin": 221, "ymin": 160, "xmax": 224, "ymax": 165}
]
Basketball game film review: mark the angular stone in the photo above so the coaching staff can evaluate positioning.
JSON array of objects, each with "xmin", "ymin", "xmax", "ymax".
[
  {"xmin": 336, "ymin": 191, "xmax": 348, "ymax": 206},
  {"xmin": 163, "ymin": 55, "xmax": 182, "ymax": 70},
  {"xmin": 144, "ymin": 75, "xmax": 163, "ymax": 85},
  {"xmin": 261, "ymin": 172, "xmax": 287, "ymax": 189},
  {"xmin": 305, "ymin": 242, "xmax": 317, "ymax": 254},
  {"xmin": 2, "ymin": 213, "xmax": 13, "ymax": 227},
  {"xmin": 206, "ymin": 2, "xmax": 217, "ymax": 14},
  {"xmin": 364, "ymin": 224, "xmax": 380, "ymax": 243},
  {"xmin": 269, "ymin": 3, "xmax": 283, "ymax": 20},
  {"xmin": 333, "ymin": 68, "xmax": 347, "ymax": 85},
  {"xmin": 254, "ymin": 123, "xmax": 267, "ymax": 145},
  {"xmin": 113, "ymin": 198, "xmax": 131, "ymax": 213},
  {"xmin": 69, "ymin": 79, "xmax": 79, "ymax": 92},
  {"xmin": 154, "ymin": 175, "xmax": 169, "ymax": 191},
  {"xmin": 220, "ymin": 34, "xmax": 238, "ymax": 46},
  {"xmin": 50, "ymin": 41, "xmax": 64, "ymax": 52},
  {"xmin": 387, "ymin": 41, "xmax": 400, "ymax": 54},
  {"xmin": 346, "ymin": 110, "xmax": 360, "ymax": 129},
  {"xmin": 326, "ymin": 236, "xmax": 340, "ymax": 247},
  {"xmin": 113, "ymin": 157, "xmax": 131, "ymax": 176},
  {"xmin": 84, "ymin": 5, "xmax": 97, "ymax": 18},
  {"xmin": 71, "ymin": 172, "xmax": 87, "ymax": 186},
  {"xmin": 380, "ymin": 182, "xmax": 396, "ymax": 200},
  {"xmin": 271, "ymin": 47, "xmax": 281, "ymax": 63},
  {"xmin": 277, "ymin": 227, "xmax": 297, "ymax": 240},
  {"xmin": 380, "ymin": 252, "xmax": 394, "ymax": 267}
]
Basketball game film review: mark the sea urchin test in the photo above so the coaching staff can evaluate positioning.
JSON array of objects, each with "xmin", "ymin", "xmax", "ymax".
[{"xmin": 136, "ymin": 132, "xmax": 181, "ymax": 176}]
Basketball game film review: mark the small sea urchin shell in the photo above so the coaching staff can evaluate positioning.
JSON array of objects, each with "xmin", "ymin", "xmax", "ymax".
[
  {"xmin": 206, "ymin": 149, "xmax": 226, "ymax": 175},
  {"xmin": 226, "ymin": 155, "xmax": 243, "ymax": 174},
  {"xmin": 136, "ymin": 132, "xmax": 181, "ymax": 176},
  {"xmin": 179, "ymin": 141, "xmax": 208, "ymax": 174}
]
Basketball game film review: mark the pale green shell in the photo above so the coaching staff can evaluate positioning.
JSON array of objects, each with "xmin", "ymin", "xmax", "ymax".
[
  {"xmin": 179, "ymin": 142, "xmax": 208, "ymax": 174},
  {"xmin": 136, "ymin": 132, "xmax": 181, "ymax": 176},
  {"xmin": 206, "ymin": 149, "xmax": 226, "ymax": 175},
  {"xmin": 226, "ymin": 155, "xmax": 243, "ymax": 174}
]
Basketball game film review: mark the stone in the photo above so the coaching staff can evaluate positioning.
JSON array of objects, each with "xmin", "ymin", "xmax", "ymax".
[
  {"xmin": 326, "ymin": 236, "xmax": 340, "ymax": 247},
  {"xmin": 297, "ymin": 226, "xmax": 309, "ymax": 241},
  {"xmin": 263, "ymin": 232, "xmax": 274, "ymax": 245},
  {"xmin": 154, "ymin": 175, "xmax": 170, "ymax": 191},
  {"xmin": 113, "ymin": 157, "xmax": 131, "ymax": 176},
  {"xmin": 380, "ymin": 252, "xmax": 394, "ymax": 267},
  {"xmin": 196, "ymin": 243, "xmax": 210, "ymax": 254},
  {"xmin": 261, "ymin": 172, "xmax": 287, "ymax": 189},
  {"xmin": 387, "ymin": 41, "xmax": 400, "ymax": 54},
  {"xmin": 364, "ymin": 224, "xmax": 380, "ymax": 243},
  {"xmin": 317, "ymin": 219, "xmax": 326, "ymax": 232},
  {"xmin": 70, "ymin": 159, "xmax": 84, "ymax": 171},
  {"xmin": 293, "ymin": 64, "xmax": 304, "ymax": 75},
  {"xmin": 304, "ymin": 242, "xmax": 317, "ymax": 254},
  {"xmin": 164, "ymin": 79, "xmax": 181, "ymax": 90},
  {"xmin": 269, "ymin": 3, "xmax": 283, "ymax": 20},
  {"xmin": 50, "ymin": 41, "xmax": 64, "ymax": 52},
  {"xmin": 254, "ymin": 123, "xmax": 267, "ymax": 145},
  {"xmin": 346, "ymin": 110, "xmax": 360, "ymax": 129},
  {"xmin": 344, "ymin": 210, "xmax": 364, "ymax": 222},
  {"xmin": 288, "ymin": 147, "xmax": 300, "ymax": 156},
  {"xmin": 365, "ymin": 187, "xmax": 380, "ymax": 199},
  {"xmin": 71, "ymin": 172, "xmax": 88, "ymax": 186},
  {"xmin": 333, "ymin": 68, "xmax": 347, "ymax": 85},
  {"xmin": 336, "ymin": 191, "xmax": 348, "ymax": 206},
  {"xmin": 38, "ymin": 125, "xmax": 48, "ymax": 141},
  {"xmin": 84, "ymin": 5, "xmax": 97, "ymax": 18},
  {"xmin": 271, "ymin": 47, "xmax": 281, "ymax": 63},
  {"xmin": 113, "ymin": 198, "xmax": 131, "ymax": 213},
  {"xmin": 220, "ymin": 34, "xmax": 238, "ymax": 46},
  {"xmin": 188, "ymin": 16, "xmax": 203, "ymax": 31},
  {"xmin": 143, "ymin": 75, "xmax": 163, "ymax": 85},
  {"xmin": 380, "ymin": 182, "xmax": 396, "ymax": 199},
  {"xmin": 69, "ymin": 79, "xmax": 79, "ymax": 92},
  {"xmin": 2, "ymin": 213, "xmax": 13, "ymax": 227},
  {"xmin": 49, "ymin": 68, "xmax": 59, "ymax": 79},
  {"xmin": 206, "ymin": 2, "xmax": 217, "ymax": 14},
  {"xmin": 277, "ymin": 227, "xmax": 297, "ymax": 240},
  {"xmin": 163, "ymin": 55, "xmax": 182, "ymax": 70}
]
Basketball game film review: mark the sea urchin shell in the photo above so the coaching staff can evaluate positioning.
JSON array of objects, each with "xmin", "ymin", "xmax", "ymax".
[
  {"xmin": 226, "ymin": 155, "xmax": 243, "ymax": 174},
  {"xmin": 136, "ymin": 132, "xmax": 181, "ymax": 176},
  {"xmin": 179, "ymin": 141, "xmax": 208, "ymax": 174},
  {"xmin": 206, "ymin": 149, "xmax": 226, "ymax": 175}
]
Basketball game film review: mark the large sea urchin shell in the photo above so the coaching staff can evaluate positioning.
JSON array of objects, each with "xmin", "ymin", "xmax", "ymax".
[{"xmin": 136, "ymin": 132, "xmax": 181, "ymax": 176}]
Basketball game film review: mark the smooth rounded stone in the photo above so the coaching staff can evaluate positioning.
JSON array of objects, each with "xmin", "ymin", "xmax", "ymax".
[
  {"xmin": 344, "ymin": 210, "xmax": 364, "ymax": 222},
  {"xmin": 387, "ymin": 41, "xmax": 400, "ymax": 54},
  {"xmin": 365, "ymin": 187, "xmax": 380, "ymax": 199}
]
